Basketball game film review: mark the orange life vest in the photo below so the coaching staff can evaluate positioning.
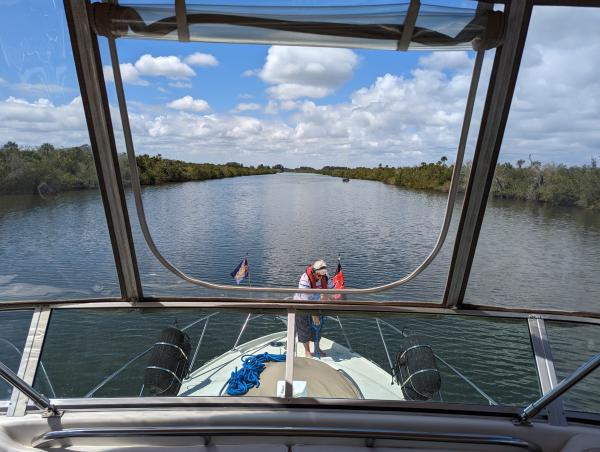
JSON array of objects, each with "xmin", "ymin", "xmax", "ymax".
[{"xmin": 305, "ymin": 265, "xmax": 329, "ymax": 290}]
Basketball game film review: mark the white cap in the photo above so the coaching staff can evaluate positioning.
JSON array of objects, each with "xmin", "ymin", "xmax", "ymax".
[{"xmin": 313, "ymin": 260, "xmax": 328, "ymax": 276}]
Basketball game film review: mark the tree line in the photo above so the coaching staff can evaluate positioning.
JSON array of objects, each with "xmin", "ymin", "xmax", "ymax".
[
  {"xmin": 0, "ymin": 142, "xmax": 277, "ymax": 195},
  {"xmin": 2, "ymin": 143, "xmax": 598, "ymax": 209},
  {"xmin": 318, "ymin": 156, "xmax": 600, "ymax": 209}
]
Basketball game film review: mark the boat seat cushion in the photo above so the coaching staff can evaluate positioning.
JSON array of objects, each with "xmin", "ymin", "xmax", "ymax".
[{"xmin": 246, "ymin": 357, "xmax": 361, "ymax": 398}]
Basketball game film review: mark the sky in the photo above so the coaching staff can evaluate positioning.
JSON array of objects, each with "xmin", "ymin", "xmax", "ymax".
[{"xmin": 0, "ymin": 1, "xmax": 599, "ymax": 168}]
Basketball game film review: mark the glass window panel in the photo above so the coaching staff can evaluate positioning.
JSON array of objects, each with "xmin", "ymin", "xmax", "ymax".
[
  {"xmin": 0, "ymin": 310, "xmax": 33, "ymax": 403},
  {"xmin": 35, "ymin": 308, "xmax": 289, "ymax": 398},
  {"xmin": 546, "ymin": 320, "xmax": 600, "ymax": 414},
  {"xmin": 293, "ymin": 311, "xmax": 539, "ymax": 404},
  {"xmin": 105, "ymin": 0, "xmax": 487, "ymax": 303},
  {"xmin": 36, "ymin": 308, "xmax": 538, "ymax": 406},
  {"xmin": 125, "ymin": 172, "xmax": 463, "ymax": 302},
  {"xmin": 464, "ymin": 6, "xmax": 600, "ymax": 311},
  {"xmin": 0, "ymin": 1, "xmax": 120, "ymax": 301}
]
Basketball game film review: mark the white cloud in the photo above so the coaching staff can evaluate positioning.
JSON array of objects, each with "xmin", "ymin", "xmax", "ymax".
[
  {"xmin": 0, "ymin": 96, "xmax": 87, "ymax": 145},
  {"xmin": 264, "ymin": 100, "xmax": 279, "ymax": 115},
  {"xmin": 266, "ymin": 84, "xmax": 331, "ymax": 100},
  {"xmin": 169, "ymin": 81, "xmax": 192, "ymax": 89},
  {"xmin": 233, "ymin": 102, "xmax": 261, "ymax": 112},
  {"xmin": 280, "ymin": 100, "xmax": 298, "ymax": 111},
  {"xmin": 0, "ymin": 77, "xmax": 7, "ymax": 85},
  {"xmin": 134, "ymin": 54, "xmax": 195, "ymax": 79},
  {"xmin": 103, "ymin": 55, "xmax": 197, "ymax": 86},
  {"xmin": 2, "ymin": 7, "xmax": 598, "ymax": 168},
  {"xmin": 11, "ymin": 83, "xmax": 70, "ymax": 95},
  {"xmin": 418, "ymin": 52, "xmax": 472, "ymax": 72},
  {"xmin": 167, "ymin": 95, "xmax": 210, "ymax": 112},
  {"xmin": 242, "ymin": 69, "xmax": 257, "ymax": 77},
  {"xmin": 103, "ymin": 63, "xmax": 149, "ymax": 86},
  {"xmin": 258, "ymin": 46, "xmax": 359, "ymax": 100},
  {"xmin": 498, "ymin": 6, "xmax": 600, "ymax": 164},
  {"xmin": 185, "ymin": 52, "xmax": 218, "ymax": 67}
]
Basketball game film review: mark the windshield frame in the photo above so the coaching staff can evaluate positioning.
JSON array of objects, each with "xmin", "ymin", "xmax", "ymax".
[{"xmin": 4, "ymin": 0, "xmax": 600, "ymax": 429}]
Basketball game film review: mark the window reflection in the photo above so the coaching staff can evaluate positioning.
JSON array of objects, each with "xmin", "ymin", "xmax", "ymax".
[
  {"xmin": 0, "ymin": 310, "xmax": 33, "ymax": 402},
  {"xmin": 35, "ymin": 308, "xmax": 538, "ymax": 406},
  {"xmin": 546, "ymin": 321, "xmax": 600, "ymax": 414}
]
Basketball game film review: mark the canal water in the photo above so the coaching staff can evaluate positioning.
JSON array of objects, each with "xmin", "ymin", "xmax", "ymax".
[{"xmin": 1, "ymin": 173, "xmax": 599, "ymax": 410}]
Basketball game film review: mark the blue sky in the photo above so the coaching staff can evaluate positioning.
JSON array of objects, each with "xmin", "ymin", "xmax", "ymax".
[{"xmin": 0, "ymin": 1, "xmax": 599, "ymax": 168}]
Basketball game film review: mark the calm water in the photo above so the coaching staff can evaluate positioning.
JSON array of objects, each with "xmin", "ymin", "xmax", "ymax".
[{"xmin": 2, "ymin": 173, "xmax": 600, "ymax": 409}]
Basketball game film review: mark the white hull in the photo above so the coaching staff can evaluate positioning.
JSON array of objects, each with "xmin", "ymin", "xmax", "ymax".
[{"xmin": 179, "ymin": 331, "xmax": 405, "ymax": 400}]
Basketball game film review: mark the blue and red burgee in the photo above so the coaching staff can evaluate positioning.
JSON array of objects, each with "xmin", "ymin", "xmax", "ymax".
[{"xmin": 230, "ymin": 257, "xmax": 249, "ymax": 285}]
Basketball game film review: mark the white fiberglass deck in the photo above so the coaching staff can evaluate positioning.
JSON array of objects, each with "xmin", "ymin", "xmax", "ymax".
[{"xmin": 178, "ymin": 331, "xmax": 405, "ymax": 400}]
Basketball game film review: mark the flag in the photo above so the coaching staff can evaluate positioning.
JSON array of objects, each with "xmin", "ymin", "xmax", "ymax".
[
  {"xmin": 332, "ymin": 261, "xmax": 345, "ymax": 300},
  {"xmin": 230, "ymin": 257, "xmax": 249, "ymax": 285},
  {"xmin": 332, "ymin": 261, "xmax": 345, "ymax": 289}
]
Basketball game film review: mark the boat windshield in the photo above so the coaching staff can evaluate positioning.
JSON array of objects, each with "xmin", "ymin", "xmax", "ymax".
[{"xmin": 1, "ymin": 0, "xmax": 600, "ymax": 428}]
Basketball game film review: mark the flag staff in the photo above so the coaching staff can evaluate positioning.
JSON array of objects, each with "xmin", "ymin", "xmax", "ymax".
[{"xmin": 246, "ymin": 252, "xmax": 251, "ymax": 287}]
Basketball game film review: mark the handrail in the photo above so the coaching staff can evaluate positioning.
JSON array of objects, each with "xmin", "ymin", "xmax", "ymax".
[
  {"xmin": 32, "ymin": 425, "xmax": 540, "ymax": 451},
  {"xmin": 80, "ymin": 311, "xmax": 495, "ymax": 406},
  {"xmin": 335, "ymin": 316, "xmax": 353, "ymax": 351},
  {"xmin": 0, "ymin": 337, "xmax": 56, "ymax": 398},
  {"xmin": 375, "ymin": 318, "xmax": 498, "ymax": 406},
  {"xmin": 375, "ymin": 318, "xmax": 394, "ymax": 376},
  {"xmin": 233, "ymin": 314, "xmax": 264, "ymax": 349},
  {"xmin": 188, "ymin": 315, "xmax": 211, "ymax": 371},
  {"xmin": 517, "ymin": 352, "xmax": 600, "ymax": 424},
  {"xmin": 84, "ymin": 313, "xmax": 218, "ymax": 398},
  {"xmin": 0, "ymin": 360, "xmax": 61, "ymax": 417}
]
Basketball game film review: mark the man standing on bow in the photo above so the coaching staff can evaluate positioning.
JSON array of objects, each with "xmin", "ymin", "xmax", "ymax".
[{"xmin": 293, "ymin": 260, "xmax": 334, "ymax": 357}]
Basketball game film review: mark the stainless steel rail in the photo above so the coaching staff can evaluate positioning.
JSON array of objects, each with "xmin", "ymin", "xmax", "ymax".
[
  {"xmin": 233, "ymin": 314, "xmax": 261, "ymax": 349},
  {"xmin": 189, "ymin": 316, "xmax": 211, "ymax": 371},
  {"xmin": 375, "ymin": 318, "xmax": 395, "ymax": 374},
  {"xmin": 79, "ymin": 311, "xmax": 496, "ymax": 406},
  {"xmin": 517, "ymin": 352, "xmax": 600, "ymax": 424},
  {"xmin": 0, "ymin": 360, "xmax": 61, "ymax": 418},
  {"xmin": 0, "ymin": 337, "xmax": 55, "ymax": 398},
  {"xmin": 65, "ymin": 0, "xmax": 142, "ymax": 301},
  {"xmin": 375, "ymin": 318, "xmax": 498, "ymax": 405},
  {"xmin": 334, "ymin": 316, "xmax": 353, "ymax": 351},
  {"xmin": 108, "ymin": 38, "xmax": 485, "ymax": 295},
  {"xmin": 31, "ymin": 425, "xmax": 540, "ymax": 451},
  {"xmin": 84, "ymin": 313, "xmax": 218, "ymax": 398}
]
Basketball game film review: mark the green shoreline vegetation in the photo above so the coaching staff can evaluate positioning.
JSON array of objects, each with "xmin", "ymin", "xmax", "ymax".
[
  {"xmin": 0, "ymin": 142, "xmax": 277, "ymax": 196},
  {"xmin": 317, "ymin": 156, "xmax": 600, "ymax": 209},
  {"xmin": 1, "ymin": 143, "xmax": 599, "ymax": 209}
]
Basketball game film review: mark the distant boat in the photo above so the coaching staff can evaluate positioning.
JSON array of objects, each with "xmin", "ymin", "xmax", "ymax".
[{"xmin": 342, "ymin": 178, "xmax": 350, "ymax": 183}]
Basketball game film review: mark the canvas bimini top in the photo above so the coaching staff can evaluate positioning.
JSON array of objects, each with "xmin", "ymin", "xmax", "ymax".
[{"xmin": 91, "ymin": 1, "xmax": 504, "ymax": 51}]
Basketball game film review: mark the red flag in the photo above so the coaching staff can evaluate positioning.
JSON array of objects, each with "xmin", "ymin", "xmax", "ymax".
[{"xmin": 332, "ymin": 261, "xmax": 345, "ymax": 299}]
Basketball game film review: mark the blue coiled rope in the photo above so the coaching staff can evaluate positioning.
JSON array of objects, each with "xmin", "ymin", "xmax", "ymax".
[{"xmin": 226, "ymin": 352, "xmax": 286, "ymax": 396}]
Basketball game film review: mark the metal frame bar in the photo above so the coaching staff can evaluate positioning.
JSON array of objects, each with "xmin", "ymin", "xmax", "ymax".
[
  {"xmin": 31, "ymin": 425, "xmax": 540, "ymax": 451},
  {"xmin": 40, "ymin": 395, "xmax": 524, "ymax": 413},
  {"xmin": 284, "ymin": 310, "xmax": 296, "ymax": 398},
  {"xmin": 0, "ymin": 361, "xmax": 61, "ymax": 418},
  {"xmin": 375, "ymin": 317, "xmax": 498, "ymax": 406},
  {"xmin": 397, "ymin": 0, "xmax": 420, "ymax": 51},
  {"xmin": 3, "ymin": 300, "xmax": 600, "ymax": 326},
  {"xmin": 7, "ymin": 307, "xmax": 51, "ymax": 417},
  {"xmin": 444, "ymin": 0, "xmax": 534, "ymax": 308},
  {"xmin": 107, "ymin": 34, "xmax": 483, "ymax": 298},
  {"xmin": 527, "ymin": 315, "xmax": 566, "ymax": 425},
  {"xmin": 518, "ymin": 352, "xmax": 600, "ymax": 425},
  {"xmin": 63, "ymin": 0, "xmax": 142, "ymax": 302}
]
